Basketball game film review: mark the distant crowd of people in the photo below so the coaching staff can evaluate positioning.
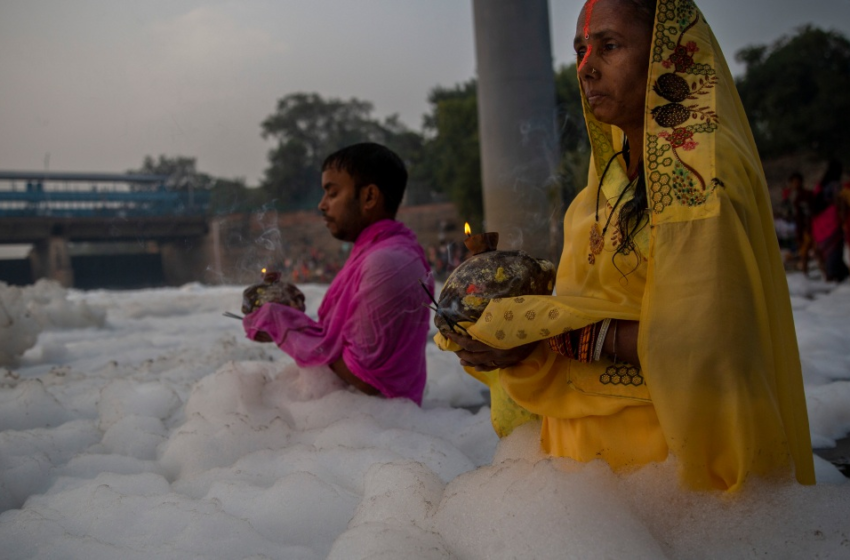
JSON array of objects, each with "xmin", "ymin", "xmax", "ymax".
[
  {"xmin": 284, "ymin": 162, "xmax": 850, "ymax": 288},
  {"xmin": 273, "ymin": 247, "xmax": 345, "ymax": 284},
  {"xmin": 268, "ymin": 240, "xmax": 471, "ymax": 285},
  {"xmin": 775, "ymin": 160, "xmax": 850, "ymax": 282},
  {"xmin": 425, "ymin": 241, "xmax": 466, "ymax": 281}
]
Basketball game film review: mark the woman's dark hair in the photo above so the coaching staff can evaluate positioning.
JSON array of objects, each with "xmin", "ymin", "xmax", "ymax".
[
  {"xmin": 322, "ymin": 142, "xmax": 408, "ymax": 216},
  {"xmin": 614, "ymin": 157, "xmax": 649, "ymax": 269},
  {"xmin": 612, "ymin": 0, "xmax": 657, "ymax": 267}
]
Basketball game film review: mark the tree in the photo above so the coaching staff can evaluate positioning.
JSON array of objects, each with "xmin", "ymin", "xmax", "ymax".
[
  {"xmin": 418, "ymin": 70, "xmax": 590, "ymax": 229},
  {"xmin": 131, "ymin": 155, "xmax": 255, "ymax": 215},
  {"xmin": 207, "ymin": 177, "xmax": 262, "ymax": 215},
  {"xmin": 260, "ymin": 92, "xmax": 423, "ymax": 211},
  {"xmin": 133, "ymin": 155, "xmax": 213, "ymax": 191},
  {"xmin": 736, "ymin": 26, "xmax": 850, "ymax": 161},
  {"xmin": 420, "ymin": 80, "xmax": 484, "ymax": 229},
  {"xmin": 553, "ymin": 63, "xmax": 590, "ymax": 206},
  {"xmin": 554, "ymin": 63, "xmax": 588, "ymax": 155}
]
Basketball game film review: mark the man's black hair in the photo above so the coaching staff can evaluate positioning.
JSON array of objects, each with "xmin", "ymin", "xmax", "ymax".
[
  {"xmin": 789, "ymin": 171, "xmax": 804, "ymax": 183},
  {"xmin": 322, "ymin": 142, "xmax": 408, "ymax": 216}
]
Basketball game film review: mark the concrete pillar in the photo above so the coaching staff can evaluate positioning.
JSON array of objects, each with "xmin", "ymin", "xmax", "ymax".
[
  {"xmin": 160, "ymin": 238, "xmax": 211, "ymax": 286},
  {"xmin": 30, "ymin": 236, "xmax": 74, "ymax": 287},
  {"xmin": 472, "ymin": 0, "xmax": 558, "ymax": 259},
  {"xmin": 211, "ymin": 218, "xmax": 223, "ymax": 280}
]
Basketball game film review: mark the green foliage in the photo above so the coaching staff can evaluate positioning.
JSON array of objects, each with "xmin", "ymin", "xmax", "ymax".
[
  {"xmin": 420, "ymin": 80, "xmax": 483, "ymax": 230},
  {"xmin": 207, "ymin": 178, "xmax": 262, "ymax": 215},
  {"xmin": 554, "ymin": 64, "xmax": 590, "ymax": 206},
  {"xmin": 417, "ymin": 69, "xmax": 590, "ymax": 228},
  {"xmin": 134, "ymin": 155, "xmax": 213, "ymax": 191},
  {"xmin": 736, "ymin": 26, "xmax": 850, "ymax": 162},
  {"xmin": 554, "ymin": 63, "xmax": 588, "ymax": 154},
  {"xmin": 132, "ymin": 155, "xmax": 254, "ymax": 215},
  {"xmin": 259, "ymin": 92, "xmax": 423, "ymax": 211}
]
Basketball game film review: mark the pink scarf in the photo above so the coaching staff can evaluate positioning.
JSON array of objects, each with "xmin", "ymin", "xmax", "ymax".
[{"xmin": 243, "ymin": 219, "xmax": 433, "ymax": 404}]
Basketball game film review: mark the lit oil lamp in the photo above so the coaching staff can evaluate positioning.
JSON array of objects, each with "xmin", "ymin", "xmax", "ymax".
[
  {"xmin": 433, "ymin": 221, "xmax": 556, "ymax": 338},
  {"xmin": 260, "ymin": 267, "xmax": 281, "ymax": 284},
  {"xmin": 241, "ymin": 266, "xmax": 305, "ymax": 315},
  {"xmin": 463, "ymin": 222, "xmax": 500, "ymax": 255}
]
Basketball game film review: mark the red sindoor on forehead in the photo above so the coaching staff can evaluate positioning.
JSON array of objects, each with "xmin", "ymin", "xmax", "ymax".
[
  {"xmin": 583, "ymin": 0, "xmax": 598, "ymax": 39},
  {"xmin": 578, "ymin": 0, "xmax": 600, "ymax": 71},
  {"xmin": 579, "ymin": 44, "xmax": 593, "ymax": 71}
]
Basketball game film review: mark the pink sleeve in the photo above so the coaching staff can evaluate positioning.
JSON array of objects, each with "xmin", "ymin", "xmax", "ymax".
[{"xmin": 243, "ymin": 304, "xmax": 338, "ymax": 367}]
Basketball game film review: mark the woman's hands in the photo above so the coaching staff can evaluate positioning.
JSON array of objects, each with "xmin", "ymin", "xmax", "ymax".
[
  {"xmin": 446, "ymin": 331, "xmax": 538, "ymax": 372},
  {"xmin": 444, "ymin": 319, "xmax": 641, "ymax": 371},
  {"xmin": 251, "ymin": 330, "xmax": 273, "ymax": 343}
]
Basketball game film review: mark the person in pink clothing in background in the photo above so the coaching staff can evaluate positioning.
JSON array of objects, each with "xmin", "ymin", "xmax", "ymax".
[{"xmin": 243, "ymin": 142, "xmax": 433, "ymax": 404}]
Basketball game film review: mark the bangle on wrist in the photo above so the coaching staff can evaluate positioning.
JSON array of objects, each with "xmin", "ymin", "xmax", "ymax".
[
  {"xmin": 593, "ymin": 318, "xmax": 612, "ymax": 361},
  {"xmin": 548, "ymin": 332, "xmax": 576, "ymax": 359}
]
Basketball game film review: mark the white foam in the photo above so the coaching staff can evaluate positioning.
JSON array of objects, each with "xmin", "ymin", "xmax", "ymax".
[
  {"xmin": 0, "ymin": 277, "xmax": 848, "ymax": 558},
  {"xmin": 0, "ymin": 283, "xmax": 42, "ymax": 366}
]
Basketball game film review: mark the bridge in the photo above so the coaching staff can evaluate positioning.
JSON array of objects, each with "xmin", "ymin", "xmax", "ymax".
[
  {"xmin": 0, "ymin": 171, "xmax": 208, "ymax": 219},
  {"xmin": 0, "ymin": 171, "xmax": 211, "ymax": 288}
]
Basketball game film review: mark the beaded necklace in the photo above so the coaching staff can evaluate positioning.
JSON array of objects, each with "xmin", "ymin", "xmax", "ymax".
[{"xmin": 588, "ymin": 149, "xmax": 642, "ymax": 265}]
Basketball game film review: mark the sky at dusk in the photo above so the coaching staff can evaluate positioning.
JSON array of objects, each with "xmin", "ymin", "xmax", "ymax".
[{"xmin": 1, "ymin": 0, "xmax": 848, "ymax": 185}]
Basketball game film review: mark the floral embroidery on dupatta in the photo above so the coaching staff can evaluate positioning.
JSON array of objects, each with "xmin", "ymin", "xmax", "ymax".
[{"xmin": 646, "ymin": 0, "xmax": 721, "ymax": 215}]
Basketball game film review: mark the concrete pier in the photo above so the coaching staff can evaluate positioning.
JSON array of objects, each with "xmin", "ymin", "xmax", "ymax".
[
  {"xmin": 30, "ymin": 236, "xmax": 74, "ymax": 287},
  {"xmin": 472, "ymin": 0, "xmax": 558, "ymax": 259}
]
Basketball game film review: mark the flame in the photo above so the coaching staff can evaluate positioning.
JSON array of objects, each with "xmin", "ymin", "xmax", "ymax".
[
  {"xmin": 261, "ymin": 267, "xmax": 267, "ymax": 274},
  {"xmin": 464, "ymin": 222, "xmax": 471, "ymax": 236}
]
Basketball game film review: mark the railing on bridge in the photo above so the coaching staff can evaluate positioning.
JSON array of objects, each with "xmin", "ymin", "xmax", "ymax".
[{"xmin": 0, "ymin": 171, "xmax": 210, "ymax": 218}]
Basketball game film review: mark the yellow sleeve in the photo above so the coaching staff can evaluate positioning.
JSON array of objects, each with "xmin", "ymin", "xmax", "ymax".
[{"xmin": 466, "ymin": 295, "xmax": 639, "ymax": 349}]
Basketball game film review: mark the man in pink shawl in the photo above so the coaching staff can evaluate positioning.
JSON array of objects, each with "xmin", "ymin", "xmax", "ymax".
[{"xmin": 243, "ymin": 143, "xmax": 433, "ymax": 405}]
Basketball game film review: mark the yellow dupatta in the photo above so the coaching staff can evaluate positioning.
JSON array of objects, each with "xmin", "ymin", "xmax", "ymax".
[{"xmin": 436, "ymin": 0, "xmax": 815, "ymax": 490}]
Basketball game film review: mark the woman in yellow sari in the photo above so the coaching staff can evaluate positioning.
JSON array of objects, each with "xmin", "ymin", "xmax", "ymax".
[{"xmin": 439, "ymin": 0, "xmax": 815, "ymax": 491}]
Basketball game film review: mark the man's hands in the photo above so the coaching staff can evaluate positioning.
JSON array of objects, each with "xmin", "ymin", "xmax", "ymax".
[
  {"xmin": 242, "ymin": 281, "xmax": 308, "ymax": 344},
  {"xmin": 242, "ymin": 280, "xmax": 306, "ymax": 315},
  {"xmin": 252, "ymin": 330, "xmax": 273, "ymax": 343},
  {"xmin": 446, "ymin": 331, "xmax": 538, "ymax": 372}
]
